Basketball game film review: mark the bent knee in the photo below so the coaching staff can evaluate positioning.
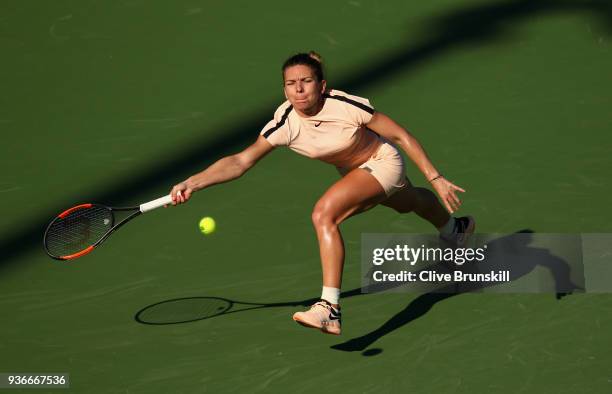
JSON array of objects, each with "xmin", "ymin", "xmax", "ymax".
[{"xmin": 311, "ymin": 201, "xmax": 339, "ymax": 228}]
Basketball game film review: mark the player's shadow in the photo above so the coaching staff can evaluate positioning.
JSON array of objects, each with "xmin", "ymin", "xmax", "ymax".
[
  {"xmin": 330, "ymin": 229, "xmax": 584, "ymax": 355},
  {"xmin": 3, "ymin": 0, "xmax": 612, "ymax": 270}
]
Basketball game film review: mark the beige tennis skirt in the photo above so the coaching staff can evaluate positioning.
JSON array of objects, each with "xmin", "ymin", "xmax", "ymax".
[{"xmin": 337, "ymin": 141, "xmax": 406, "ymax": 196}]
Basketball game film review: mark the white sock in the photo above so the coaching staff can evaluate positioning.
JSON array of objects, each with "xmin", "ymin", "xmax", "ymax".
[
  {"xmin": 438, "ymin": 217, "xmax": 456, "ymax": 237},
  {"xmin": 321, "ymin": 286, "xmax": 340, "ymax": 306}
]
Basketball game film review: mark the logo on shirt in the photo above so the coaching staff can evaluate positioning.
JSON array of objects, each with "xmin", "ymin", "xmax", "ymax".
[{"xmin": 314, "ymin": 121, "xmax": 322, "ymax": 127}]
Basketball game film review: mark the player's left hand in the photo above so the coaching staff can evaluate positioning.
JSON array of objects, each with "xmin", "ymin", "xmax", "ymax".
[{"xmin": 430, "ymin": 176, "xmax": 465, "ymax": 214}]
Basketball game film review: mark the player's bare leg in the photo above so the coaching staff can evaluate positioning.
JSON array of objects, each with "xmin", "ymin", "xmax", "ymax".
[
  {"xmin": 381, "ymin": 177, "xmax": 475, "ymax": 246},
  {"xmin": 293, "ymin": 168, "xmax": 387, "ymax": 334},
  {"xmin": 311, "ymin": 168, "xmax": 388, "ymax": 291},
  {"xmin": 380, "ymin": 177, "xmax": 449, "ymax": 227}
]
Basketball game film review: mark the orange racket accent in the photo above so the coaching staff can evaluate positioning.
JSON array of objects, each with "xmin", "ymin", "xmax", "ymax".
[
  {"xmin": 61, "ymin": 245, "xmax": 94, "ymax": 260},
  {"xmin": 58, "ymin": 204, "xmax": 93, "ymax": 219}
]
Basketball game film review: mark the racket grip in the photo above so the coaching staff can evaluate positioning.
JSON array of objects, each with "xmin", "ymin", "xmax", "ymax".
[{"xmin": 140, "ymin": 195, "xmax": 173, "ymax": 213}]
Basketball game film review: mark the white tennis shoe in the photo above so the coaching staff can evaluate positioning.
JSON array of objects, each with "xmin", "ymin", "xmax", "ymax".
[{"xmin": 292, "ymin": 300, "xmax": 341, "ymax": 335}]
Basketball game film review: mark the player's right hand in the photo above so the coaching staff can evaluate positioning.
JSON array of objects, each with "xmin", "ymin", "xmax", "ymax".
[{"xmin": 170, "ymin": 182, "xmax": 193, "ymax": 205}]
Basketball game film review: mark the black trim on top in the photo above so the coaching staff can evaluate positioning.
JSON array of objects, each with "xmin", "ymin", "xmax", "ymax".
[
  {"xmin": 262, "ymin": 105, "xmax": 293, "ymax": 138},
  {"xmin": 324, "ymin": 93, "xmax": 374, "ymax": 114}
]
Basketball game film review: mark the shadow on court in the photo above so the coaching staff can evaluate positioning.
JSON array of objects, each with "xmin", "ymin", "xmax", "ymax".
[
  {"xmin": 331, "ymin": 229, "xmax": 583, "ymax": 355},
  {"xmin": 2, "ymin": 0, "xmax": 611, "ymax": 269},
  {"xmin": 134, "ymin": 296, "xmax": 318, "ymax": 326},
  {"xmin": 134, "ymin": 230, "xmax": 583, "ymax": 357}
]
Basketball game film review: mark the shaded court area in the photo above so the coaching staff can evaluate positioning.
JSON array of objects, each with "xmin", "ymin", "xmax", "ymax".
[{"xmin": 1, "ymin": 0, "xmax": 611, "ymax": 392}]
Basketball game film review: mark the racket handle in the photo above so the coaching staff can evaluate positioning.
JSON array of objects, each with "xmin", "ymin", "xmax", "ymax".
[{"xmin": 140, "ymin": 195, "xmax": 173, "ymax": 213}]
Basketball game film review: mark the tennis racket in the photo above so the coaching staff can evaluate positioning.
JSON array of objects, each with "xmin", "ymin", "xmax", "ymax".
[{"xmin": 43, "ymin": 193, "xmax": 176, "ymax": 260}]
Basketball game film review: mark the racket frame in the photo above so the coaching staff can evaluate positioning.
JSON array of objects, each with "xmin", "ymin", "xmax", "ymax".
[{"xmin": 43, "ymin": 195, "xmax": 172, "ymax": 261}]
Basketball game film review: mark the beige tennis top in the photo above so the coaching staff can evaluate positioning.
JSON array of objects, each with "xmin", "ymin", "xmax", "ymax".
[{"xmin": 260, "ymin": 89, "xmax": 382, "ymax": 169}]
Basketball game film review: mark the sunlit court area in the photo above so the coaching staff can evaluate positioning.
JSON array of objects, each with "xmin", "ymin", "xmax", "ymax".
[{"xmin": 1, "ymin": 0, "xmax": 611, "ymax": 392}]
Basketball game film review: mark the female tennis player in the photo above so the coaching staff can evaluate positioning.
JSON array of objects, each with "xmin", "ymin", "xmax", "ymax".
[{"xmin": 170, "ymin": 52, "xmax": 475, "ymax": 335}]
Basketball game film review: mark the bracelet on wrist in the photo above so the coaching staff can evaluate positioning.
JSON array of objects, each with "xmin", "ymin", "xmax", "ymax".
[{"xmin": 428, "ymin": 174, "xmax": 443, "ymax": 183}]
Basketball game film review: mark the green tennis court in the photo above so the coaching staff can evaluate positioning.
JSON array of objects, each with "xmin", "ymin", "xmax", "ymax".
[{"xmin": 2, "ymin": 0, "xmax": 611, "ymax": 392}]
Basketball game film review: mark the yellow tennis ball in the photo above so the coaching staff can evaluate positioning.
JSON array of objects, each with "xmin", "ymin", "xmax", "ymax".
[{"xmin": 198, "ymin": 217, "xmax": 216, "ymax": 235}]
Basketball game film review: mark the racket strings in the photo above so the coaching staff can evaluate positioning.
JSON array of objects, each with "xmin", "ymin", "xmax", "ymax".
[{"xmin": 45, "ymin": 206, "xmax": 114, "ymax": 257}]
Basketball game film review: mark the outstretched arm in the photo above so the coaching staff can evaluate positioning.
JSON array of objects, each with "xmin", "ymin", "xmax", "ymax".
[
  {"xmin": 366, "ymin": 112, "xmax": 465, "ymax": 213},
  {"xmin": 170, "ymin": 135, "xmax": 274, "ymax": 205}
]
